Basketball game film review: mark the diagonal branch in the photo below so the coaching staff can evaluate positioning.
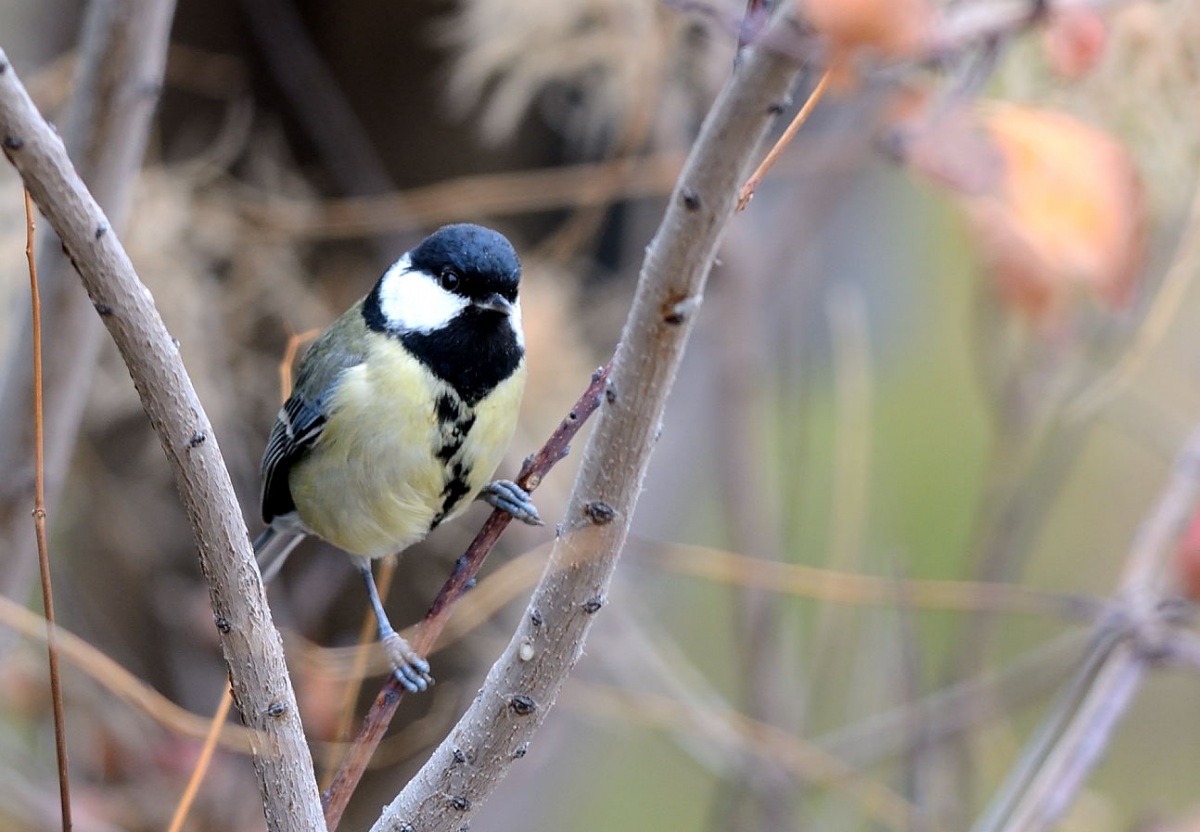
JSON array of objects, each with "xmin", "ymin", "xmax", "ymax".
[
  {"xmin": 974, "ymin": 429, "xmax": 1200, "ymax": 832},
  {"xmin": 0, "ymin": 50, "xmax": 324, "ymax": 831}
]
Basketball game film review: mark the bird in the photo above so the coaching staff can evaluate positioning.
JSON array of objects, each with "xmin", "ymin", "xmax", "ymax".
[{"xmin": 252, "ymin": 223, "xmax": 541, "ymax": 692}]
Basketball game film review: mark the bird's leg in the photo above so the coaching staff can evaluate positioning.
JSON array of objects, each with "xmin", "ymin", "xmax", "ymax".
[
  {"xmin": 479, "ymin": 479, "xmax": 543, "ymax": 526},
  {"xmin": 354, "ymin": 557, "xmax": 432, "ymax": 693}
]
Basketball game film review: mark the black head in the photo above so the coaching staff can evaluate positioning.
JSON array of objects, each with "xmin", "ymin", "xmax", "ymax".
[
  {"xmin": 408, "ymin": 223, "xmax": 522, "ymax": 307},
  {"xmin": 363, "ymin": 224, "xmax": 526, "ymax": 405}
]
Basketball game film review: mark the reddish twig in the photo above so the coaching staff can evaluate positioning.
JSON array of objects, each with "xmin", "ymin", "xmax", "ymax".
[
  {"xmin": 321, "ymin": 363, "xmax": 612, "ymax": 828},
  {"xmin": 26, "ymin": 187, "xmax": 72, "ymax": 830}
]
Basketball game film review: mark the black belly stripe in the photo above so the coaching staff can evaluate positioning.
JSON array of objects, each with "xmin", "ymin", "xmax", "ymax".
[
  {"xmin": 431, "ymin": 466, "xmax": 473, "ymax": 529},
  {"xmin": 430, "ymin": 391, "xmax": 477, "ymax": 527},
  {"xmin": 435, "ymin": 392, "xmax": 459, "ymax": 425},
  {"xmin": 436, "ymin": 415, "xmax": 476, "ymax": 462},
  {"xmin": 440, "ymin": 462, "xmax": 472, "ymax": 516}
]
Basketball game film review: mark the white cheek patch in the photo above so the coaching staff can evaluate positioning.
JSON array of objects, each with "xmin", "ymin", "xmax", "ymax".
[
  {"xmin": 509, "ymin": 300, "xmax": 525, "ymax": 349},
  {"xmin": 377, "ymin": 256, "xmax": 469, "ymax": 333}
]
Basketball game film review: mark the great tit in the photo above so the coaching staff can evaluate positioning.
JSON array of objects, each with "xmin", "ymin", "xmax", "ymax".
[{"xmin": 253, "ymin": 223, "xmax": 540, "ymax": 692}]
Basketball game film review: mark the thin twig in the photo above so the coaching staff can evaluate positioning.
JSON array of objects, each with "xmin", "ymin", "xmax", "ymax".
[
  {"xmin": 1064, "ymin": 176, "xmax": 1200, "ymax": 423},
  {"xmin": 322, "ymin": 364, "xmax": 611, "ymax": 828},
  {"xmin": 245, "ymin": 152, "xmax": 688, "ymax": 241},
  {"xmin": 26, "ymin": 186, "xmax": 72, "ymax": 832},
  {"xmin": 983, "ymin": 639, "xmax": 1146, "ymax": 832},
  {"xmin": 926, "ymin": 0, "xmax": 1124, "ymax": 60},
  {"xmin": 737, "ymin": 69, "xmax": 830, "ymax": 210},
  {"xmin": 704, "ymin": 227, "xmax": 791, "ymax": 828},
  {"xmin": 568, "ymin": 683, "xmax": 933, "ymax": 832},
  {"xmin": 0, "ymin": 596, "xmax": 258, "ymax": 751},
  {"xmin": 414, "ymin": 365, "xmax": 610, "ymax": 648},
  {"xmin": 647, "ymin": 540, "xmax": 1100, "ymax": 620},
  {"xmin": 818, "ymin": 630, "xmax": 1089, "ymax": 770},
  {"xmin": 166, "ymin": 688, "xmax": 233, "ymax": 832}
]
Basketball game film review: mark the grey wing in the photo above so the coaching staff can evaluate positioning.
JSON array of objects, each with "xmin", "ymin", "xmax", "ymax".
[
  {"xmin": 260, "ymin": 393, "xmax": 327, "ymax": 524},
  {"xmin": 259, "ymin": 323, "xmax": 366, "ymax": 525}
]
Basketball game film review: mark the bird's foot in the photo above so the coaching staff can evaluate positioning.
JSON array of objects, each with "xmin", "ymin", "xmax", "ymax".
[
  {"xmin": 480, "ymin": 479, "xmax": 543, "ymax": 526},
  {"xmin": 381, "ymin": 631, "xmax": 433, "ymax": 693}
]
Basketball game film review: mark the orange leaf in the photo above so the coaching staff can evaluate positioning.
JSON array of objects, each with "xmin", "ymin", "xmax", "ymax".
[
  {"xmin": 961, "ymin": 104, "xmax": 1143, "ymax": 325},
  {"xmin": 805, "ymin": 0, "xmax": 932, "ymax": 88}
]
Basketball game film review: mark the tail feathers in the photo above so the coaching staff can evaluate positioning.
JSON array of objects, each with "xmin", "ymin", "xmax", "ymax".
[{"xmin": 253, "ymin": 525, "xmax": 307, "ymax": 583}]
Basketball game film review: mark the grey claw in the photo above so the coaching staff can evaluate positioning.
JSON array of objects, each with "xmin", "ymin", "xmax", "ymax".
[
  {"xmin": 381, "ymin": 631, "xmax": 433, "ymax": 693},
  {"xmin": 394, "ymin": 663, "xmax": 432, "ymax": 693},
  {"xmin": 481, "ymin": 479, "xmax": 543, "ymax": 526}
]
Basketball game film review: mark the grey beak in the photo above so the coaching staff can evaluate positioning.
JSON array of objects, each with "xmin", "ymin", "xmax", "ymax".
[{"xmin": 474, "ymin": 293, "xmax": 514, "ymax": 315}]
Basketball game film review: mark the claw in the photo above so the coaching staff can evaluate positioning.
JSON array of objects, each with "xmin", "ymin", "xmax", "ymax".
[
  {"xmin": 382, "ymin": 632, "xmax": 433, "ymax": 693},
  {"xmin": 481, "ymin": 479, "xmax": 543, "ymax": 526}
]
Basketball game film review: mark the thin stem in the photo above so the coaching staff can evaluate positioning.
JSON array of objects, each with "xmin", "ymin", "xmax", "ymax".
[
  {"xmin": 737, "ymin": 68, "xmax": 830, "ymax": 210},
  {"xmin": 0, "ymin": 595, "xmax": 256, "ymax": 751},
  {"xmin": 974, "ymin": 428, "xmax": 1200, "ymax": 832},
  {"xmin": 0, "ymin": 0, "xmax": 179, "ymax": 614},
  {"xmin": 26, "ymin": 187, "xmax": 72, "ymax": 831},
  {"xmin": 166, "ymin": 688, "xmax": 234, "ymax": 832}
]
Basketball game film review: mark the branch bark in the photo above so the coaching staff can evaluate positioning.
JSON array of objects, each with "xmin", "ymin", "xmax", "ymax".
[
  {"xmin": 371, "ymin": 17, "xmax": 804, "ymax": 832},
  {"xmin": 0, "ymin": 50, "xmax": 325, "ymax": 831}
]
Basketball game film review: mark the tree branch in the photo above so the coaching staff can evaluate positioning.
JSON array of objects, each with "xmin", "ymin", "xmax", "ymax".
[
  {"xmin": 974, "ymin": 428, "xmax": 1200, "ymax": 832},
  {"xmin": 0, "ymin": 50, "xmax": 325, "ymax": 831},
  {"xmin": 371, "ymin": 14, "xmax": 804, "ymax": 832}
]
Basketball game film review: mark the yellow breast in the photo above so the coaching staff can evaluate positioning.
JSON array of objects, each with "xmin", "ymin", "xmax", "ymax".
[{"xmin": 286, "ymin": 337, "xmax": 525, "ymax": 558}]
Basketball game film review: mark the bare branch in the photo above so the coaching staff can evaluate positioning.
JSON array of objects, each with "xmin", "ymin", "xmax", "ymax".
[
  {"xmin": 371, "ymin": 14, "xmax": 804, "ymax": 832},
  {"xmin": 0, "ymin": 50, "xmax": 325, "ymax": 831},
  {"xmin": 975, "ymin": 429, "xmax": 1200, "ymax": 832}
]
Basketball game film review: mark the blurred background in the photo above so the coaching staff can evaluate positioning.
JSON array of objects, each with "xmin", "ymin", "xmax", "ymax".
[{"xmin": 1, "ymin": 0, "xmax": 1199, "ymax": 830}]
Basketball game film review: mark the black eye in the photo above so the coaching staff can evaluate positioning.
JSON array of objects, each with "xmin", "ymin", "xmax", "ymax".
[{"xmin": 439, "ymin": 269, "xmax": 461, "ymax": 292}]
